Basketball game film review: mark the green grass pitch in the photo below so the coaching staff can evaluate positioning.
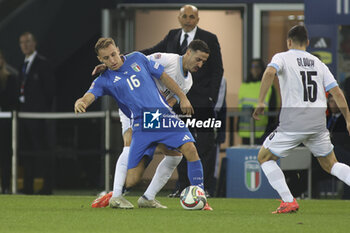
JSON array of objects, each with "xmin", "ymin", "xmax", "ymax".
[{"xmin": 0, "ymin": 195, "xmax": 349, "ymax": 233}]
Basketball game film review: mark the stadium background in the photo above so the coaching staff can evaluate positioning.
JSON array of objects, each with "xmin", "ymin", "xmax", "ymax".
[{"xmin": 0, "ymin": 0, "xmax": 348, "ymax": 196}]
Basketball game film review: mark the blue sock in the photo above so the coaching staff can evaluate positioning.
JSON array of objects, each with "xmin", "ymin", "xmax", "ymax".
[{"xmin": 187, "ymin": 160, "xmax": 204, "ymax": 190}]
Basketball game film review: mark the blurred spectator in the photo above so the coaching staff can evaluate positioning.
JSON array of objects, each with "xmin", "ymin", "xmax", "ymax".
[
  {"xmin": 213, "ymin": 77, "xmax": 227, "ymax": 196},
  {"xmin": 312, "ymin": 94, "xmax": 350, "ymax": 199},
  {"xmin": 238, "ymin": 59, "xmax": 277, "ymax": 145},
  {"xmin": 327, "ymin": 94, "xmax": 350, "ymax": 199},
  {"xmin": 18, "ymin": 32, "xmax": 55, "ymax": 194},
  {"xmin": 141, "ymin": 5, "xmax": 224, "ymax": 197},
  {"xmin": 343, "ymin": 76, "xmax": 350, "ymax": 103},
  {"xmin": 0, "ymin": 50, "xmax": 18, "ymax": 194}
]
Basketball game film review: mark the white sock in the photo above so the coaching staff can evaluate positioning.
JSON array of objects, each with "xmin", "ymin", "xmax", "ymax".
[
  {"xmin": 331, "ymin": 162, "xmax": 350, "ymax": 186},
  {"xmin": 261, "ymin": 160, "xmax": 294, "ymax": 202},
  {"xmin": 144, "ymin": 155, "xmax": 183, "ymax": 200},
  {"xmin": 112, "ymin": 146, "xmax": 129, "ymax": 197}
]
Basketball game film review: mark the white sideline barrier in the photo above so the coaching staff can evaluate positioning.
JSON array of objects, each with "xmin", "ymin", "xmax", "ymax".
[
  {"xmin": 0, "ymin": 111, "xmax": 119, "ymax": 194},
  {"xmin": 0, "ymin": 112, "xmax": 12, "ymax": 118},
  {"xmin": 2, "ymin": 110, "xmax": 275, "ymax": 194},
  {"xmin": 18, "ymin": 111, "xmax": 106, "ymax": 119}
]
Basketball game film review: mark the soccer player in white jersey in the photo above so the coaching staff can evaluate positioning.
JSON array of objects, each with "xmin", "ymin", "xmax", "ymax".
[
  {"xmin": 253, "ymin": 25, "xmax": 350, "ymax": 214},
  {"xmin": 91, "ymin": 40, "xmax": 210, "ymax": 209}
]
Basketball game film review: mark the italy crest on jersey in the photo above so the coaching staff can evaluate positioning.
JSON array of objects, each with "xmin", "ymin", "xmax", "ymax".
[
  {"xmin": 131, "ymin": 63, "xmax": 141, "ymax": 72},
  {"xmin": 244, "ymin": 157, "xmax": 261, "ymax": 192}
]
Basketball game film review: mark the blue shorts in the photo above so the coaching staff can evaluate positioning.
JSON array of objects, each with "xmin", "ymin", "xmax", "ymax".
[{"xmin": 127, "ymin": 126, "xmax": 195, "ymax": 169}]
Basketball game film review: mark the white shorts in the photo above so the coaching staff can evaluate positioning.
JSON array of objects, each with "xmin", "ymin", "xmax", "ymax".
[
  {"xmin": 263, "ymin": 130, "xmax": 334, "ymax": 158},
  {"xmin": 119, "ymin": 109, "xmax": 131, "ymax": 135}
]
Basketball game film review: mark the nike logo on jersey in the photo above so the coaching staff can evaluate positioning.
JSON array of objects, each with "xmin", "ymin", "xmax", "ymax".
[
  {"xmin": 182, "ymin": 135, "xmax": 191, "ymax": 141},
  {"xmin": 114, "ymin": 76, "xmax": 121, "ymax": 83}
]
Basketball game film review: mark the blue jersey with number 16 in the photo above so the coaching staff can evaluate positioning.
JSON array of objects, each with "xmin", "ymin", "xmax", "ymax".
[{"xmin": 87, "ymin": 52, "xmax": 171, "ymax": 120}]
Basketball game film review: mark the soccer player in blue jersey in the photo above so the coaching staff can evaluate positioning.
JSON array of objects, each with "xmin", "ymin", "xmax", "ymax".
[
  {"xmin": 91, "ymin": 40, "xmax": 210, "ymax": 210},
  {"xmin": 74, "ymin": 38, "xmax": 212, "ymax": 210}
]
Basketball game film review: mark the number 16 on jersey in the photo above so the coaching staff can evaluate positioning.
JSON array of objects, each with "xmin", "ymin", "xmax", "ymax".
[{"xmin": 126, "ymin": 75, "xmax": 141, "ymax": 90}]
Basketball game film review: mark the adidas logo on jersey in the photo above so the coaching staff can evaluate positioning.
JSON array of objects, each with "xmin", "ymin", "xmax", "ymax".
[
  {"xmin": 314, "ymin": 38, "xmax": 327, "ymax": 48},
  {"xmin": 182, "ymin": 135, "xmax": 191, "ymax": 141},
  {"xmin": 114, "ymin": 76, "xmax": 121, "ymax": 83}
]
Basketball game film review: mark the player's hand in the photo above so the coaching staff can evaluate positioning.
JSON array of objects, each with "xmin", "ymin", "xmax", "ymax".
[
  {"xmin": 180, "ymin": 97, "xmax": 194, "ymax": 115},
  {"xmin": 91, "ymin": 64, "xmax": 107, "ymax": 76},
  {"xmin": 74, "ymin": 99, "xmax": 87, "ymax": 114},
  {"xmin": 252, "ymin": 103, "xmax": 265, "ymax": 120}
]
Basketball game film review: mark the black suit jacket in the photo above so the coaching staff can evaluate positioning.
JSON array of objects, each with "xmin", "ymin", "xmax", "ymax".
[
  {"xmin": 328, "ymin": 114, "xmax": 350, "ymax": 150},
  {"xmin": 19, "ymin": 53, "xmax": 55, "ymax": 112},
  {"xmin": 141, "ymin": 27, "xmax": 224, "ymax": 109},
  {"xmin": 0, "ymin": 73, "xmax": 18, "ymax": 111}
]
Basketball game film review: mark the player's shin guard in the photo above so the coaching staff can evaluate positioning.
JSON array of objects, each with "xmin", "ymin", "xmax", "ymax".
[
  {"xmin": 144, "ymin": 155, "xmax": 183, "ymax": 200},
  {"xmin": 331, "ymin": 162, "xmax": 350, "ymax": 186},
  {"xmin": 112, "ymin": 146, "xmax": 129, "ymax": 197},
  {"xmin": 187, "ymin": 160, "xmax": 204, "ymax": 190}
]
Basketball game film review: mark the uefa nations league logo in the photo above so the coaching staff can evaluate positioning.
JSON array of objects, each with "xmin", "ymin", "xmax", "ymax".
[
  {"xmin": 143, "ymin": 109, "xmax": 162, "ymax": 129},
  {"xmin": 244, "ymin": 156, "xmax": 261, "ymax": 192}
]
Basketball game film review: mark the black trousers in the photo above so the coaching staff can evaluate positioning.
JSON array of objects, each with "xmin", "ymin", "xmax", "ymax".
[
  {"xmin": 19, "ymin": 119, "xmax": 52, "ymax": 194},
  {"xmin": 0, "ymin": 119, "xmax": 12, "ymax": 193},
  {"xmin": 334, "ymin": 145, "xmax": 350, "ymax": 199}
]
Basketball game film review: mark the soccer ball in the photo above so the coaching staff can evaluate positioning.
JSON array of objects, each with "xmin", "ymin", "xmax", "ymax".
[{"xmin": 180, "ymin": 185, "xmax": 207, "ymax": 210}]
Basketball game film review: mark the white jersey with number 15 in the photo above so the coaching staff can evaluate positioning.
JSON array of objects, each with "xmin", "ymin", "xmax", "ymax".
[{"xmin": 268, "ymin": 49, "xmax": 338, "ymax": 133}]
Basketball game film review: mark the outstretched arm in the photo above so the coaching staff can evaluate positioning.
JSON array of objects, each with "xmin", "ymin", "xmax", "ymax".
[
  {"xmin": 252, "ymin": 66, "xmax": 276, "ymax": 120},
  {"xmin": 74, "ymin": 93, "xmax": 96, "ymax": 113},
  {"xmin": 166, "ymin": 97, "xmax": 178, "ymax": 107},
  {"xmin": 159, "ymin": 72, "xmax": 194, "ymax": 115},
  {"xmin": 329, "ymin": 86, "xmax": 350, "ymax": 135},
  {"xmin": 91, "ymin": 64, "xmax": 107, "ymax": 76}
]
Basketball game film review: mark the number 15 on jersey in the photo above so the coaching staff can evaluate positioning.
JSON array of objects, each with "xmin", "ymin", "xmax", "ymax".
[{"xmin": 300, "ymin": 71, "xmax": 317, "ymax": 102}]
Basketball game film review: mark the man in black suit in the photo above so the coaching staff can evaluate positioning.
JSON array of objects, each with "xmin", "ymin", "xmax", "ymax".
[
  {"xmin": 312, "ymin": 94, "xmax": 350, "ymax": 199},
  {"xmin": 18, "ymin": 32, "xmax": 55, "ymax": 194},
  {"xmin": 141, "ymin": 5, "xmax": 224, "ymax": 197},
  {"xmin": 327, "ymin": 94, "xmax": 350, "ymax": 199}
]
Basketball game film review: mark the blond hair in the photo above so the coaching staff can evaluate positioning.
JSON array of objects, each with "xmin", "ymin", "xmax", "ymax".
[{"xmin": 94, "ymin": 38, "xmax": 116, "ymax": 54}]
